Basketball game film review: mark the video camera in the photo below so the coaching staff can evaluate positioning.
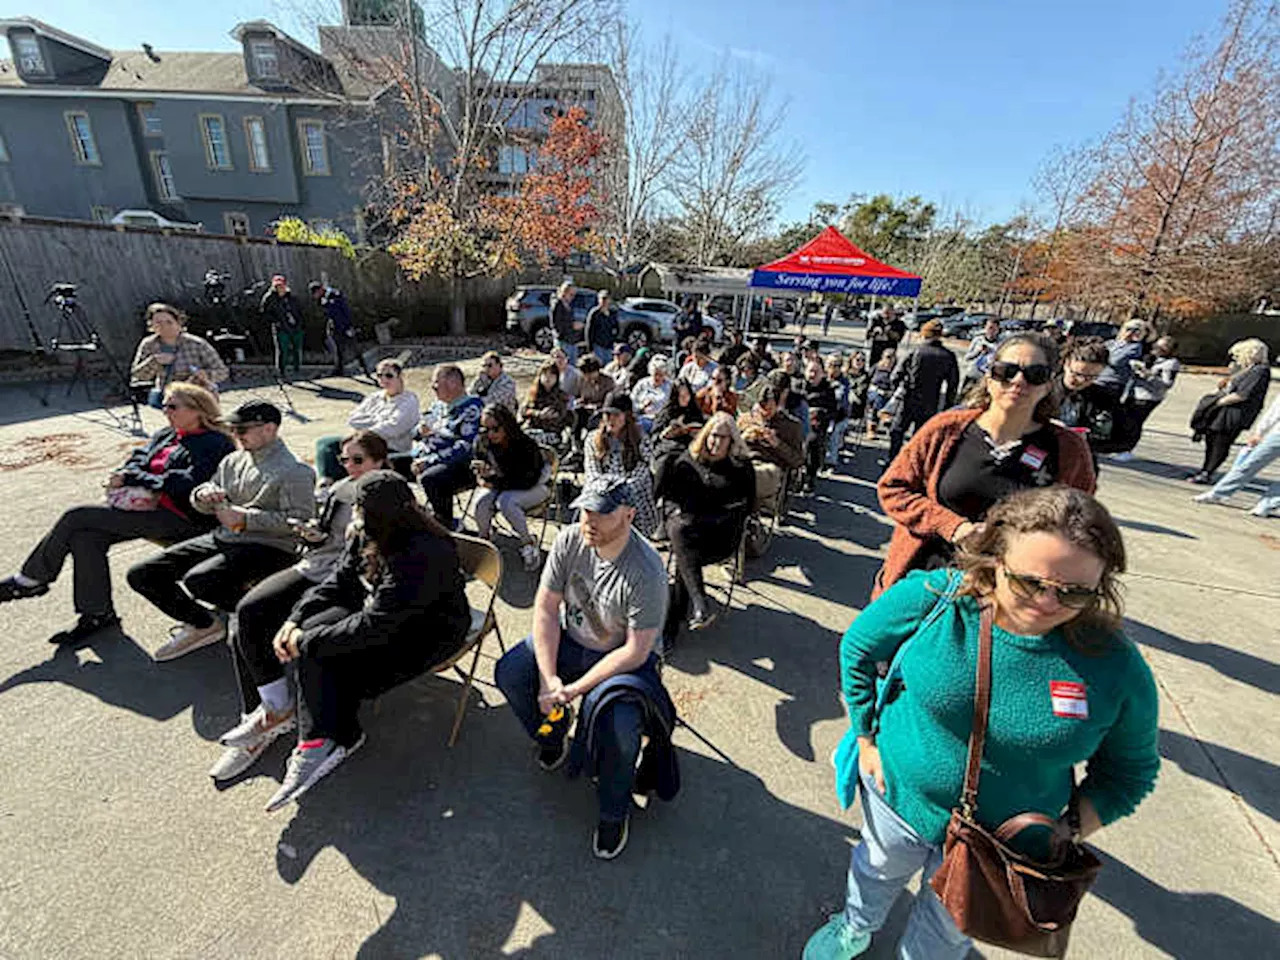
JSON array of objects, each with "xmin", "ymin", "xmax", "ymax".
[{"xmin": 45, "ymin": 282, "xmax": 78, "ymax": 310}]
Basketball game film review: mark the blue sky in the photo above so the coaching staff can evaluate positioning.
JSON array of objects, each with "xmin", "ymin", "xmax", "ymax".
[{"xmin": 24, "ymin": 0, "xmax": 1226, "ymax": 227}]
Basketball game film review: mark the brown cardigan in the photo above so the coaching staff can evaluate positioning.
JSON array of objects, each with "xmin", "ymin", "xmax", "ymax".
[{"xmin": 872, "ymin": 407, "xmax": 1096, "ymax": 599}]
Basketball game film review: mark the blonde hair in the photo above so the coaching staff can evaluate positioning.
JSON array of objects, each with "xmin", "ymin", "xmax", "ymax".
[
  {"xmin": 164, "ymin": 382, "xmax": 228, "ymax": 434},
  {"xmin": 557, "ymin": 280, "xmax": 574, "ymax": 298},
  {"xmin": 689, "ymin": 411, "xmax": 747, "ymax": 461},
  {"xmin": 1229, "ymin": 338, "xmax": 1268, "ymax": 368},
  {"xmin": 375, "ymin": 358, "xmax": 403, "ymax": 378}
]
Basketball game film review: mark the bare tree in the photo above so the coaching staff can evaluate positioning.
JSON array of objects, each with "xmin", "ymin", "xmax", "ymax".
[{"xmin": 669, "ymin": 59, "xmax": 804, "ymax": 266}]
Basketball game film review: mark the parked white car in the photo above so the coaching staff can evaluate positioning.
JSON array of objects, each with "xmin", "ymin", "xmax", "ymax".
[
  {"xmin": 109, "ymin": 209, "xmax": 203, "ymax": 232},
  {"xmin": 617, "ymin": 297, "xmax": 723, "ymax": 350}
]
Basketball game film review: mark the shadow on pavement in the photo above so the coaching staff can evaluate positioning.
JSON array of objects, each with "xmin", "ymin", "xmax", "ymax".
[
  {"xmin": 1158, "ymin": 727, "xmax": 1279, "ymax": 824},
  {"xmin": 1114, "ymin": 518, "xmax": 1197, "ymax": 540},
  {"xmin": 271, "ymin": 689, "xmax": 856, "ymax": 959},
  {"xmin": 1092, "ymin": 849, "xmax": 1280, "ymax": 956},
  {"xmin": 1127, "ymin": 619, "xmax": 1279, "ymax": 696}
]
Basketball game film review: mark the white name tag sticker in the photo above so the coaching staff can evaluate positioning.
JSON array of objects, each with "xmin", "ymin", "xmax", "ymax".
[
  {"xmin": 1020, "ymin": 445, "xmax": 1048, "ymax": 470},
  {"xmin": 1050, "ymin": 680, "xmax": 1088, "ymax": 719}
]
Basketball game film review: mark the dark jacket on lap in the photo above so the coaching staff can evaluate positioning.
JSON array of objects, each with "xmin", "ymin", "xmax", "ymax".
[{"xmin": 115, "ymin": 427, "xmax": 236, "ymax": 524}]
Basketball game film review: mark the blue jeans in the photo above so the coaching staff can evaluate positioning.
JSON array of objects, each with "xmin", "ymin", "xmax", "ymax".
[
  {"xmin": 1210, "ymin": 431, "xmax": 1280, "ymax": 514},
  {"xmin": 842, "ymin": 772, "xmax": 971, "ymax": 960},
  {"xmin": 592, "ymin": 345, "xmax": 612, "ymax": 365},
  {"xmin": 556, "ymin": 339, "xmax": 579, "ymax": 367},
  {"xmin": 827, "ymin": 418, "xmax": 850, "ymax": 463},
  {"xmin": 494, "ymin": 634, "xmax": 645, "ymax": 823}
]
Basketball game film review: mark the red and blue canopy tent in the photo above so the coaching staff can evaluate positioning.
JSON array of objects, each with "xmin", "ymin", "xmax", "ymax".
[{"xmin": 749, "ymin": 225, "xmax": 923, "ymax": 298}]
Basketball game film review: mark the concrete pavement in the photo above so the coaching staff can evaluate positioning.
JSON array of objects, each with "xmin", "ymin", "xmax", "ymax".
[{"xmin": 0, "ymin": 324, "xmax": 1276, "ymax": 959}]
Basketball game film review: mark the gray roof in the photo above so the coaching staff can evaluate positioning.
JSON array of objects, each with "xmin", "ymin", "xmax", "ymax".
[{"xmin": 0, "ymin": 50, "xmax": 259, "ymax": 95}]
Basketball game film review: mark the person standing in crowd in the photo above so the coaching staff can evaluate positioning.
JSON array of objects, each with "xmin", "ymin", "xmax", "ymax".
[
  {"xmin": 411, "ymin": 364, "xmax": 484, "ymax": 528},
  {"xmin": 584, "ymin": 290, "xmax": 619, "ymax": 365},
  {"xmin": 1094, "ymin": 318, "xmax": 1148, "ymax": 400},
  {"xmin": 584, "ymin": 394, "xmax": 657, "ymax": 537},
  {"xmin": 874, "ymin": 334, "xmax": 1095, "ymax": 599},
  {"xmin": 1194, "ymin": 391, "xmax": 1280, "ymax": 518},
  {"xmin": 885, "ymin": 320, "xmax": 960, "ymax": 463},
  {"xmin": 1188, "ymin": 338, "xmax": 1272, "ymax": 484},
  {"xmin": 552, "ymin": 345, "xmax": 581, "ymax": 399},
  {"xmin": 656, "ymin": 414, "xmax": 756, "ymax": 641},
  {"xmin": 603, "ymin": 342, "xmax": 635, "ymax": 391},
  {"xmin": 1051, "ymin": 337, "xmax": 1113, "ymax": 463},
  {"xmin": 260, "ymin": 274, "xmax": 306, "ymax": 377},
  {"xmin": 494, "ymin": 477, "xmax": 676, "ymax": 860},
  {"xmin": 235, "ymin": 471, "xmax": 470, "ymax": 811},
  {"xmin": 674, "ymin": 299, "xmax": 703, "ymax": 346},
  {"xmin": 521, "ymin": 361, "xmax": 573, "ymax": 436},
  {"xmin": 801, "ymin": 357, "xmax": 838, "ymax": 492},
  {"xmin": 822, "ymin": 301, "xmax": 835, "ymax": 337},
  {"xmin": 0, "ymin": 383, "xmax": 235, "ymax": 644},
  {"xmin": 314, "ymin": 359, "xmax": 420, "ymax": 481},
  {"xmin": 738, "ymin": 384, "xmax": 805, "ymax": 508},
  {"xmin": 131, "ymin": 303, "xmax": 229, "ymax": 407},
  {"xmin": 960, "ymin": 316, "xmax": 1002, "ymax": 395},
  {"xmin": 696, "ymin": 366, "xmax": 739, "ymax": 417},
  {"xmin": 210, "ymin": 430, "xmax": 388, "ymax": 782},
  {"xmin": 844, "ymin": 351, "xmax": 871, "ymax": 442},
  {"xmin": 469, "ymin": 351, "xmax": 519, "ymax": 416},
  {"xmin": 127, "ymin": 400, "xmax": 316, "ymax": 661},
  {"xmin": 718, "ymin": 328, "xmax": 749, "ymax": 369},
  {"xmin": 551, "ymin": 281, "xmax": 580, "ymax": 365},
  {"xmin": 630, "ymin": 355, "xmax": 672, "ymax": 431},
  {"xmin": 472, "ymin": 404, "xmax": 551, "ymax": 571},
  {"xmin": 825, "ymin": 354, "xmax": 852, "ymax": 468},
  {"xmin": 865, "ymin": 348, "xmax": 897, "ymax": 440},
  {"xmin": 1110, "ymin": 336, "xmax": 1180, "ymax": 462},
  {"xmin": 805, "ymin": 486, "xmax": 1158, "ymax": 960},
  {"xmin": 308, "ymin": 280, "xmax": 370, "ymax": 379}
]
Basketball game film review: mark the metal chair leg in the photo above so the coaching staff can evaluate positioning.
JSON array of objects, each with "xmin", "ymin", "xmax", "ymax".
[{"xmin": 447, "ymin": 638, "xmax": 487, "ymax": 747}]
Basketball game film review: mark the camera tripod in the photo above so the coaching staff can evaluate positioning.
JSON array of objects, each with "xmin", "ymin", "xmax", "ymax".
[{"xmin": 39, "ymin": 283, "xmax": 144, "ymax": 436}]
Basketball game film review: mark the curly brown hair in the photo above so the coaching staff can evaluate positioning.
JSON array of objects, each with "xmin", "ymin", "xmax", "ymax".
[{"xmin": 952, "ymin": 485, "xmax": 1127, "ymax": 652}]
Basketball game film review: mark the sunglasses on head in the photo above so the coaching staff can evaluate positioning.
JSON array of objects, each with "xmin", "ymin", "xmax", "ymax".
[
  {"xmin": 989, "ymin": 361, "xmax": 1052, "ymax": 386},
  {"xmin": 338, "ymin": 454, "xmax": 367, "ymax": 465},
  {"xmin": 1003, "ymin": 568, "xmax": 1102, "ymax": 608}
]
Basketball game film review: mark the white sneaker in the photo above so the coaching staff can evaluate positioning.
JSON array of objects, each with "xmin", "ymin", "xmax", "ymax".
[
  {"xmin": 153, "ymin": 619, "xmax": 227, "ymax": 662},
  {"xmin": 265, "ymin": 735, "xmax": 365, "ymax": 812},
  {"xmin": 1109, "ymin": 451, "xmax": 1135, "ymax": 463},
  {"xmin": 520, "ymin": 543, "xmax": 541, "ymax": 571},
  {"xmin": 1192, "ymin": 491, "xmax": 1227, "ymax": 505},
  {"xmin": 219, "ymin": 704, "xmax": 297, "ymax": 750},
  {"xmin": 209, "ymin": 742, "xmax": 270, "ymax": 782},
  {"xmin": 1249, "ymin": 504, "xmax": 1279, "ymax": 518}
]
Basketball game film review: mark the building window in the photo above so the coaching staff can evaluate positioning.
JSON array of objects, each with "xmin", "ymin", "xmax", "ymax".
[
  {"xmin": 150, "ymin": 151, "xmax": 177, "ymax": 200},
  {"xmin": 297, "ymin": 119, "xmax": 329, "ymax": 176},
  {"xmin": 13, "ymin": 34, "xmax": 46, "ymax": 75},
  {"xmin": 137, "ymin": 102, "xmax": 162, "ymax": 137},
  {"xmin": 65, "ymin": 112, "xmax": 101, "ymax": 165},
  {"xmin": 91, "ymin": 206, "xmax": 113, "ymax": 223},
  {"xmin": 0, "ymin": 133, "xmax": 9, "ymax": 163},
  {"xmin": 249, "ymin": 39, "xmax": 279, "ymax": 78},
  {"xmin": 497, "ymin": 145, "xmax": 531, "ymax": 175},
  {"xmin": 200, "ymin": 114, "xmax": 233, "ymax": 170},
  {"xmin": 245, "ymin": 116, "xmax": 271, "ymax": 172},
  {"xmin": 224, "ymin": 212, "xmax": 250, "ymax": 237}
]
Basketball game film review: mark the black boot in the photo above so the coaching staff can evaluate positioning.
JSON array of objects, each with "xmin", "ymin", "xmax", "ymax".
[{"xmin": 50, "ymin": 611, "xmax": 121, "ymax": 645}]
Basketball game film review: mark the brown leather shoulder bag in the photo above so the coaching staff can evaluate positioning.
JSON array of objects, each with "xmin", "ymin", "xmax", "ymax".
[{"xmin": 928, "ymin": 603, "xmax": 1102, "ymax": 957}]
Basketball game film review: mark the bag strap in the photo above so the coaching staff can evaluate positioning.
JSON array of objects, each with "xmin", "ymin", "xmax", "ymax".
[
  {"xmin": 871, "ymin": 571, "xmax": 964, "ymax": 720},
  {"xmin": 960, "ymin": 601, "xmax": 995, "ymax": 818}
]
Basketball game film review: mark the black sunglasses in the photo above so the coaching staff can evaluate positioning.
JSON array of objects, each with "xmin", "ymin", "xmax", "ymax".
[
  {"xmin": 989, "ymin": 361, "xmax": 1052, "ymax": 386},
  {"xmin": 338, "ymin": 454, "xmax": 367, "ymax": 465},
  {"xmin": 1003, "ymin": 569, "xmax": 1102, "ymax": 608},
  {"xmin": 161, "ymin": 402, "xmax": 183, "ymax": 411},
  {"xmin": 377, "ymin": 370, "xmax": 400, "ymax": 380}
]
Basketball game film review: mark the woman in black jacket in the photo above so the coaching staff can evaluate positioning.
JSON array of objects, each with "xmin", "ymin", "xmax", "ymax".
[
  {"xmin": 0, "ymin": 382, "xmax": 234, "ymax": 643},
  {"xmin": 652, "ymin": 381, "xmax": 706, "ymax": 469},
  {"xmin": 801, "ymin": 357, "xmax": 838, "ymax": 492},
  {"xmin": 472, "ymin": 404, "xmax": 549, "ymax": 572},
  {"xmin": 655, "ymin": 413, "xmax": 756, "ymax": 641},
  {"xmin": 1189, "ymin": 338, "xmax": 1272, "ymax": 483},
  {"xmin": 216, "ymin": 470, "xmax": 471, "ymax": 810}
]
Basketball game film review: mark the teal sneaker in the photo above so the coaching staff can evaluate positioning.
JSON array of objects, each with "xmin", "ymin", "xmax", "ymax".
[{"xmin": 802, "ymin": 914, "xmax": 871, "ymax": 960}]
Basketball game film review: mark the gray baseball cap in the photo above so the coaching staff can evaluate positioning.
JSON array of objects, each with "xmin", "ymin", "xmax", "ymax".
[{"xmin": 570, "ymin": 477, "xmax": 634, "ymax": 514}]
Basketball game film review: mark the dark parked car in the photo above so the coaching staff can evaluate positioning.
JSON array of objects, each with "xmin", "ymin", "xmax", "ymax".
[
  {"xmin": 1065, "ymin": 320, "xmax": 1120, "ymax": 341},
  {"xmin": 942, "ymin": 312, "xmax": 992, "ymax": 338},
  {"xmin": 505, "ymin": 286, "xmax": 598, "ymax": 352}
]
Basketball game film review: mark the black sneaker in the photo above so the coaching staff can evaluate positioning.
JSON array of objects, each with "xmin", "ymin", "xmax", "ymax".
[
  {"xmin": 592, "ymin": 816, "xmax": 629, "ymax": 860},
  {"xmin": 536, "ymin": 736, "xmax": 570, "ymax": 772},
  {"xmin": 0, "ymin": 577, "xmax": 49, "ymax": 603},
  {"xmin": 50, "ymin": 611, "xmax": 120, "ymax": 645}
]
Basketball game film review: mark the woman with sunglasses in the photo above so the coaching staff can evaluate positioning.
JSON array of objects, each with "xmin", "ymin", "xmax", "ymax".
[
  {"xmin": 805, "ymin": 485, "xmax": 1159, "ymax": 960},
  {"xmin": 314, "ymin": 359, "xmax": 421, "ymax": 482},
  {"xmin": 472, "ymin": 404, "xmax": 549, "ymax": 572},
  {"xmin": 873, "ymin": 334, "xmax": 1095, "ymax": 599},
  {"xmin": 211, "ymin": 429, "xmax": 389, "ymax": 782},
  {"xmin": 0, "ymin": 383, "xmax": 235, "ymax": 643}
]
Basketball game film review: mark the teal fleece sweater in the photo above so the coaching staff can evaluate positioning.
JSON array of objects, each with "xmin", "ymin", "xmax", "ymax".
[{"xmin": 838, "ymin": 569, "xmax": 1160, "ymax": 850}]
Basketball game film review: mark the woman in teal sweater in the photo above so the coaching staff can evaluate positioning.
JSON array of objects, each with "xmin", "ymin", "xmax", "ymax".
[{"xmin": 805, "ymin": 486, "xmax": 1160, "ymax": 960}]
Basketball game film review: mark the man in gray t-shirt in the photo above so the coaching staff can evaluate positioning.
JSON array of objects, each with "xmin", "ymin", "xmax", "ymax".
[{"xmin": 494, "ymin": 477, "xmax": 669, "ymax": 860}]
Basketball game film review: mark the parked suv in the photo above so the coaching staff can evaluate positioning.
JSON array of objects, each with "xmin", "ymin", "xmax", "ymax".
[
  {"xmin": 505, "ymin": 286, "xmax": 598, "ymax": 352},
  {"xmin": 617, "ymin": 297, "xmax": 724, "ymax": 350}
]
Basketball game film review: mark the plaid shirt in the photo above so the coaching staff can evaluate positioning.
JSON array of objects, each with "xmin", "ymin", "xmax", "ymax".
[
  {"xmin": 469, "ymin": 371, "xmax": 519, "ymax": 416},
  {"xmin": 131, "ymin": 332, "xmax": 229, "ymax": 391}
]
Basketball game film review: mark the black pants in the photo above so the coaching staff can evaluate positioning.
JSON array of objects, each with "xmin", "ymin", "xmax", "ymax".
[
  {"xmin": 1201, "ymin": 429, "xmax": 1241, "ymax": 477},
  {"xmin": 664, "ymin": 515, "xmax": 737, "ymax": 638},
  {"xmin": 126, "ymin": 532, "xmax": 296, "ymax": 628},
  {"xmin": 1114, "ymin": 399, "xmax": 1159, "ymax": 453},
  {"xmin": 419, "ymin": 460, "xmax": 474, "ymax": 526},
  {"xmin": 327, "ymin": 326, "xmax": 371, "ymax": 378},
  {"xmin": 805, "ymin": 423, "xmax": 829, "ymax": 484},
  {"xmin": 21, "ymin": 505, "xmax": 198, "ymax": 617},
  {"xmin": 888, "ymin": 404, "xmax": 933, "ymax": 462},
  {"xmin": 293, "ymin": 605, "xmax": 453, "ymax": 747},
  {"xmin": 232, "ymin": 566, "xmax": 313, "ymax": 714}
]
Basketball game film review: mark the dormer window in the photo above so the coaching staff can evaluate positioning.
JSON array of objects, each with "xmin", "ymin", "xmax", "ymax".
[
  {"xmin": 12, "ymin": 34, "xmax": 46, "ymax": 75},
  {"xmin": 249, "ymin": 38, "xmax": 279, "ymax": 78}
]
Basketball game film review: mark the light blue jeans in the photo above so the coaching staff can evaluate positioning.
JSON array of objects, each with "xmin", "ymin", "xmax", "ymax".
[
  {"xmin": 556, "ymin": 338, "xmax": 579, "ymax": 367},
  {"xmin": 842, "ymin": 772, "xmax": 971, "ymax": 960},
  {"xmin": 827, "ymin": 418, "xmax": 850, "ymax": 463},
  {"xmin": 1210, "ymin": 431, "xmax": 1280, "ymax": 514}
]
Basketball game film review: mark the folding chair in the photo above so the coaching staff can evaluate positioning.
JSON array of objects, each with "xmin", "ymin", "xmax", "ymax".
[
  {"xmin": 489, "ymin": 445, "xmax": 561, "ymax": 551},
  {"xmin": 432, "ymin": 533, "xmax": 507, "ymax": 746}
]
